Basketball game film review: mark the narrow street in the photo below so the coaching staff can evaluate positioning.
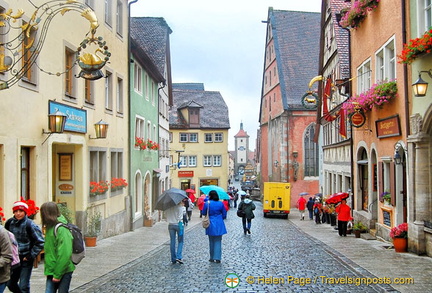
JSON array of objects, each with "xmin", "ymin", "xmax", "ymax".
[{"xmin": 72, "ymin": 201, "xmax": 394, "ymax": 292}]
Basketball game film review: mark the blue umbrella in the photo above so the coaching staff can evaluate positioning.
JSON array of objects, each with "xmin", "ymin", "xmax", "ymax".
[{"xmin": 199, "ymin": 185, "xmax": 230, "ymax": 200}]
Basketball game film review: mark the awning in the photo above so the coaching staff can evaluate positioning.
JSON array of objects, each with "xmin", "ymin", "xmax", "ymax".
[{"xmin": 153, "ymin": 168, "xmax": 163, "ymax": 173}]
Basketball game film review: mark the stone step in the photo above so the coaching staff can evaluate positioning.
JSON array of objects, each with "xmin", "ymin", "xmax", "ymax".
[
  {"xmin": 369, "ymin": 228, "xmax": 377, "ymax": 237},
  {"xmin": 361, "ymin": 233, "xmax": 377, "ymax": 240}
]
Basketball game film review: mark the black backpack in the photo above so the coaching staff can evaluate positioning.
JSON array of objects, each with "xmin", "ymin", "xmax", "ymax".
[{"xmin": 54, "ymin": 223, "xmax": 85, "ymax": 265}]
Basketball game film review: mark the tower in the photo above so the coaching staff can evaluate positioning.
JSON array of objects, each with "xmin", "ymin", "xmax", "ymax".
[{"xmin": 234, "ymin": 122, "xmax": 249, "ymax": 179}]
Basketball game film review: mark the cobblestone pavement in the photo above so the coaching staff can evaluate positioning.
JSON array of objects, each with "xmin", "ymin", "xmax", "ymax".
[{"xmin": 71, "ymin": 202, "xmax": 396, "ymax": 293}]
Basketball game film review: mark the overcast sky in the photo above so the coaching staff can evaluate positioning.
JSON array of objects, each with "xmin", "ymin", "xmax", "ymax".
[{"xmin": 130, "ymin": 0, "xmax": 322, "ymax": 150}]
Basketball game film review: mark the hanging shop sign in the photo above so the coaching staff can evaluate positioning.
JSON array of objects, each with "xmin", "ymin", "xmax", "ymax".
[
  {"xmin": 350, "ymin": 111, "xmax": 366, "ymax": 128},
  {"xmin": 375, "ymin": 115, "xmax": 401, "ymax": 138}
]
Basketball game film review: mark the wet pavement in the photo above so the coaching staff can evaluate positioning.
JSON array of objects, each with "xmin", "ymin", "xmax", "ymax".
[{"xmin": 20, "ymin": 201, "xmax": 432, "ymax": 293}]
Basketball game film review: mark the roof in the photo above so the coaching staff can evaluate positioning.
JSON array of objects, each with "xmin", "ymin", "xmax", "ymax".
[
  {"xmin": 270, "ymin": 9, "xmax": 321, "ymax": 109},
  {"xmin": 170, "ymin": 86, "xmax": 230, "ymax": 129},
  {"xmin": 130, "ymin": 17, "xmax": 172, "ymax": 76},
  {"xmin": 173, "ymin": 83, "xmax": 205, "ymax": 91},
  {"xmin": 329, "ymin": 0, "xmax": 350, "ymax": 79}
]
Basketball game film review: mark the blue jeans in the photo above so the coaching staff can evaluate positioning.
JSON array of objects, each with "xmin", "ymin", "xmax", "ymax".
[
  {"xmin": 8, "ymin": 257, "xmax": 33, "ymax": 293},
  {"xmin": 45, "ymin": 272, "xmax": 73, "ymax": 293},
  {"xmin": 308, "ymin": 209, "xmax": 313, "ymax": 220},
  {"xmin": 0, "ymin": 282, "xmax": 6, "ymax": 293},
  {"xmin": 208, "ymin": 235, "xmax": 222, "ymax": 261},
  {"xmin": 242, "ymin": 217, "xmax": 252, "ymax": 231},
  {"xmin": 168, "ymin": 224, "xmax": 184, "ymax": 262}
]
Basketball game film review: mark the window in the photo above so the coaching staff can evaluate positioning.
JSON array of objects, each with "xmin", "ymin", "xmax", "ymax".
[
  {"xmin": 205, "ymin": 133, "xmax": 212, "ymax": 142},
  {"xmin": 213, "ymin": 155, "xmax": 221, "ymax": 166},
  {"xmin": 189, "ymin": 108, "xmax": 200, "ymax": 126},
  {"xmin": 20, "ymin": 147, "xmax": 31, "ymax": 200},
  {"xmin": 105, "ymin": 71, "xmax": 113, "ymax": 110},
  {"xmin": 135, "ymin": 117, "xmax": 145, "ymax": 140},
  {"xmin": 117, "ymin": 77, "xmax": 123, "ymax": 114},
  {"xmin": 180, "ymin": 133, "xmax": 188, "ymax": 142},
  {"xmin": 65, "ymin": 48, "xmax": 76, "ymax": 97},
  {"xmin": 90, "ymin": 150, "xmax": 107, "ymax": 183},
  {"xmin": 105, "ymin": 0, "xmax": 112, "ymax": 27},
  {"xmin": 418, "ymin": 0, "xmax": 432, "ymax": 34},
  {"xmin": 375, "ymin": 39, "xmax": 395, "ymax": 81},
  {"xmin": 116, "ymin": 0, "xmax": 123, "ymax": 37},
  {"xmin": 304, "ymin": 124, "xmax": 318, "ymax": 177},
  {"xmin": 111, "ymin": 150, "xmax": 124, "ymax": 185},
  {"xmin": 147, "ymin": 121, "xmax": 151, "ymax": 140},
  {"xmin": 85, "ymin": 79, "xmax": 94, "ymax": 104},
  {"xmin": 357, "ymin": 60, "xmax": 371, "ymax": 93},
  {"xmin": 85, "ymin": 0, "xmax": 95, "ymax": 8},
  {"xmin": 188, "ymin": 156, "xmax": 197, "ymax": 167},
  {"xmin": 203, "ymin": 155, "xmax": 212, "ymax": 167},
  {"xmin": 214, "ymin": 133, "xmax": 223, "ymax": 142},
  {"xmin": 189, "ymin": 133, "xmax": 198, "ymax": 142},
  {"xmin": 179, "ymin": 133, "xmax": 198, "ymax": 142},
  {"xmin": 22, "ymin": 20, "xmax": 37, "ymax": 84},
  {"xmin": 179, "ymin": 156, "xmax": 187, "ymax": 168},
  {"xmin": 134, "ymin": 63, "xmax": 142, "ymax": 93}
]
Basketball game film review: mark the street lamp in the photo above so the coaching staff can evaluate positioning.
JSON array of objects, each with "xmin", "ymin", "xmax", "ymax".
[
  {"xmin": 412, "ymin": 70, "xmax": 432, "ymax": 97},
  {"xmin": 89, "ymin": 120, "xmax": 109, "ymax": 139}
]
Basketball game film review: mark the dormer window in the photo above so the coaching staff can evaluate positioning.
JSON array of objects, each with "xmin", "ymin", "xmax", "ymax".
[{"xmin": 189, "ymin": 108, "xmax": 200, "ymax": 127}]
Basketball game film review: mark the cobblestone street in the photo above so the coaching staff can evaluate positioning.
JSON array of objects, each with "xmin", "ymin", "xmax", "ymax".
[{"xmin": 72, "ymin": 202, "xmax": 395, "ymax": 292}]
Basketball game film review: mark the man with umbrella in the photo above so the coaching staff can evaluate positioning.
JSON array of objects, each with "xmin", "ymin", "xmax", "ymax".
[
  {"xmin": 335, "ymin": 195, "xmax": 351, "ymax": 237},
  {"xmin": 155, "ymin": 188, "xmax": 188, "ymax": 264}
]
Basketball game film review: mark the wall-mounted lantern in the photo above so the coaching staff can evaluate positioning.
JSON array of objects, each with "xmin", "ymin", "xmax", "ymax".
[
  {"xmin": 42, "ymin": 110, "xmax": 68, "ymax": 145},
  {"xmin": 89, "ymin": 120, "xmax": 109, "ymax": 139}
]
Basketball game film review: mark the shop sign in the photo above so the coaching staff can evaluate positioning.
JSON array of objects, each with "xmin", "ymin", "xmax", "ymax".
[
  {"xmin": 375, "ymin": 115, "xmax": 401, "ymax": 138},
  {"xmin": 350, "ymin": 111, "xmax": 366, "ymax": 128},
  {"xmin": 49, "ymin": 101, "xmax": 87, "ymax": 133},
  {"xmin": 178, "ymin": 170, "xmax": 194, "ymax": 177}
]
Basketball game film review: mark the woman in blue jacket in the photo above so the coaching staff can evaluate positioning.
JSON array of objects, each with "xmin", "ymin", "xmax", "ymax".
[{"xmin": 201, "ymin": 190, "xmax": 227, "ymax": 263}]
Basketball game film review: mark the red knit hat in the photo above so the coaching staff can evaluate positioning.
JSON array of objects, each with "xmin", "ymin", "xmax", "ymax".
[{"xmin": 12, "ymin": 201, "xmax": 29, "ymax": 214}]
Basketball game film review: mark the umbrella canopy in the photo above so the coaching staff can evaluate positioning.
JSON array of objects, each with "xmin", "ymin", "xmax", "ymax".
[
  {"xmin": 325, "ymin": 192, "xmax": 349, "ymax": 204},
  {"xmin": 185, "ymin": 189, "xmax": 195, "ymax": 194},
  {"xmin": 237, "ymin": 190, "xmax": 247, "ymax": 196},
  {"xmin": 300, "ymin": 192, "xmax": 309, "ymax": 196},
  {"xmin": 155, "ymin": 188, "xmax": 188, "ymax": 211},
  {"xmin": 199, "ymin": 185, "xmax": 230, "ymax": 200}
]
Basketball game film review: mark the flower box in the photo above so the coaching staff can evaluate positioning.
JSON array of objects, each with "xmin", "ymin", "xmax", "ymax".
[
  {"xmin": 110, "ymin": 178, "xmax": 128, "ymax": 191},
  {"xmin": 135, "ymin": 137, "xmax": 159, "ymax": 150},
  {"xmin": 90, "ymin": 180, "xmax": 109, "ymax": 196},
  {"xmin": 339, "ymin": 0, "xmax": 379, "ymax": 29},
  {"xmin": 398, "ymin": 28, "xmax": 432, "ymax": 64}
]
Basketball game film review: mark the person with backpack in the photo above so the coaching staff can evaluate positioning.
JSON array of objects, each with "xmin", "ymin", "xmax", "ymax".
[
  {"xmin": 5, "ymin": 201, "xmax": 44, "ymax": 293},
  {"xmin": 0, "ymin": 224, "xmax": 12, "ymax": 293},
  {"xmin": 237, "ymin": 194, "xmax": 256, "ymax": 235},
  {"xmin": 40, "ymin": 202, "xmax": 75, "ymax": 292}
]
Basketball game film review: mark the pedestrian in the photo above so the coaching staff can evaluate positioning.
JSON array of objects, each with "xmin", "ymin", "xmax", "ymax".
[
  {"xmin": 335, "ymin": 199, "xmax": 351, "ymax": 237},
  {"xmin": 5, "ymin": 201, "xmax": 44, "ymax": 293},
  {"xmin": 0, "ymin": 224, "xmax": 12, "ymax": 293},
  {"xmin": 40, "ymin": 202, "xmax": 75, "ymax": 292},
  {"xmin": 313, "ymin": 198, "xmax": 322, "ymax": 224},
  {"xmin": 232, "ymin": 190, "xmax": 239, "ymax": 208},
  {"xmin": 237, "ymin": 194, "xmax": 256, "ymax": 235},
  {"xmin": 182, "ymin": 198, "xmax": 189, "ymax": 226},
  {"xmin": 297, "ymin": 195, "xmax": 307, "ymax": 220},
  {"xmin": 165, "ymin": 201, "xmax": 184, "ymax": 264},
  {"xmin": 306, "ymin": 197, "xmax": 314, "ymax": 220},
  {"xmin": 222, "ymin": 199, "xmax": 229, "ymax": 211},
  {"xmin": 197, "ymin": 194, "xmax": 206, "ymax": 218},
  {"xmin": 201, "ymin": 190, "xmax": 227, "ymax": 263},
  {"xmin": 185, "ymin": 197, "xmax": 194, "ymax": 222}
]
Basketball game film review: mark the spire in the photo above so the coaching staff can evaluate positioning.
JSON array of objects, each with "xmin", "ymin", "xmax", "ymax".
[{"xmin": 240, "ymin": 121, "xmax": 243, "ymax": 130}]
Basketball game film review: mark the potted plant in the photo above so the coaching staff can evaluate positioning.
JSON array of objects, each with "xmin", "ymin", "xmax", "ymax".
[
  {"xmin": 380, "ymin": 191, "xmax": 391, "ymax": 205},
  {"xmin": 57, "ymin": 202, "xmax": 74, "ymax": 224},
  {"xmin": 85, "ymin": 207, "xmax": 101, "ymax": 247},
  {"xmin": 352, "ymin": 221, "xmax": 368, "ymax": 238},
  {"xmin": 390, "ymin": 223, "xmax": 408, "ymax": 252}
]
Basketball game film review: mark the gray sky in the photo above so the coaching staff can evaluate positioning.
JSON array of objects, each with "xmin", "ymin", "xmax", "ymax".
[{"xmin": 130, "ymin": 0, "xmax": 322, "ymax": 150}]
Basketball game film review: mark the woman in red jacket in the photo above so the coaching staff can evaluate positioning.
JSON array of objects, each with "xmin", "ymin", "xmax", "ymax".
[{"xmin": 335, "ymin": 199, "xmax": 351, "ymax": 237}]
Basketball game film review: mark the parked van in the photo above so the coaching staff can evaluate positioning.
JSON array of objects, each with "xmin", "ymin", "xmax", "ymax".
[{"xmin": 262, "ymin": 182, "xmax": 291, "ymax": 218}]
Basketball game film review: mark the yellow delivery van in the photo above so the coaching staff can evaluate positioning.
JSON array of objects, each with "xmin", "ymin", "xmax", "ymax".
[{"xmin": 262, "ymin": 182, "xmax": 291, "ymax": 218}]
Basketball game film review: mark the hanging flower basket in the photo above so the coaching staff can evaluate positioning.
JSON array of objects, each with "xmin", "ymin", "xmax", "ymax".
[
  {"xmin": 90, "ymin": 180, "xmax": 110, "ymax": 196},
  {"xmin": 342, "ymin": 80, "xmax": 397, "ymax": 114},
  {"xmin": 339, "ymin": 0, "xmax": 380, "ymax": 29},
  {"xmin": 398, "ymin": 28, "xmax": 432, "ymax": 64}
]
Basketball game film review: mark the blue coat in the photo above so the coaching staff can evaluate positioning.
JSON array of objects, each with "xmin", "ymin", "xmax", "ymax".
[{"xmin": 202, "ymin": 200, "xmax": 227, "ymax": 236}]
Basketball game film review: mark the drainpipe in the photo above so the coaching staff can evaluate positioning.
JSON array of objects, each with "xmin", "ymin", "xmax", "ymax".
[
  {"xmin": 401, "ymin": 0, "xmax": 410, "ymax": 137},
  {"xmin": 128, "ymin": 0, "xmax": 138, "ymax": 232}
]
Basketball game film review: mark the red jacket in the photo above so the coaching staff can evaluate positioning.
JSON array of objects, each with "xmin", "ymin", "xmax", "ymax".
[
  {"xmin": 335, "ymin": 203, "xmax": 351, "ymax": 221},
  {"xmin": 297, "ymin": 197, "xmax": 307, "ymax": 210}
]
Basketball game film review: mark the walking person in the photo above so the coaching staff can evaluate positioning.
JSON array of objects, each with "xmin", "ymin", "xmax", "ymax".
[
  {"xmin": 306, "ymin": 197, "xmax": 314, "ymax": 220},
  {"xmin": 202, "ymin": 190, "xmax": 227, "ymax": 263},
  {"xmin": 40, "ymin": 202, "xmax": 75, "ymax": 293},
  {"xmin": 335, "ymin": 199, "xmax": 351, "ymax": 237},
  {"xmin": 5, "ymin": 201, "xmax": 44, "ymax": 293},
  {"xmin": 165, "ymin": 202, "xmax": 185, "ymax": 264},
  {"xmin": 313, "ymin": 198, "xmax": 322, "ymax": 224},
  {"xmin": 238, "ymin": 194, "xmax": 256, "ymax": 235},
  {"xmin": 297, "ymin": 194, "xmax": 307, "ymax": 220},
  {"xmin": 0, "ymin": 224, "xmax": 12, "ymax": 293}
]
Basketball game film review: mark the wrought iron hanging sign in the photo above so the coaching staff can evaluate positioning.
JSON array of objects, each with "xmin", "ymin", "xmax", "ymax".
[{"xmin": 0, "ymin": 0, "xmax": 110, "ymax": 90}]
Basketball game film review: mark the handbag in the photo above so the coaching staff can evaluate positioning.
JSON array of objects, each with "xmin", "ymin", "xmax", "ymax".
[{"xmin": 202, "ymin": 202, "xmax": 210, "ymax": 228}]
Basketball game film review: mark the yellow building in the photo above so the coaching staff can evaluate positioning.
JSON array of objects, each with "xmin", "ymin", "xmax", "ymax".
[
  {"xmin": 169, "ymin": 83, "xmax": 230, "ymax": 192},
  {"xmin": 0, "ymin": 0, "xmax": 129, "ymax": 238}
]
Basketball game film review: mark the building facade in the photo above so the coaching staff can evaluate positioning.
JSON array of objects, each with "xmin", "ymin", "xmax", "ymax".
[
  {"xmin": 169, "ymin": 83, "xmax": 230, "ymax": 192},
  {"xmin": 259, "ymin": 8, "xmax": 321, "ymax": 207},
  {"xmin": 0, "ymin": 0, "xmax": 130, "ymax": 237}
]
